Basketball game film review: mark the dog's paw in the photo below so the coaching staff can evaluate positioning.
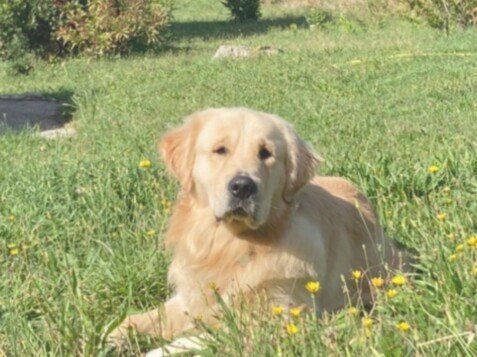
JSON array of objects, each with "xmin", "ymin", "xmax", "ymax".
[{"xmin": 105, "ymin": 322, "xmax": 132, "ymax": 350}]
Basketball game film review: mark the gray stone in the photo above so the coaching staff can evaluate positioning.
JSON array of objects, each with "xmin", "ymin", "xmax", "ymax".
[
  {"xmin": 213, "ymin": 45, "xmax": 253, "ymax": 59},
  {"xmin": 39, "ymin": 127, "xmax": 77, "ymax": 140},
  {"xmin": 213, "ymin": 45, "xmax": 282, "ymax": 59}
]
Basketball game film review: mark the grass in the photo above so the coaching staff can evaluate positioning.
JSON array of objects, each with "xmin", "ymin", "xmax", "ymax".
[{"xmin": 1, "ymin": 0, "xmax": 477, "ymax": 355}]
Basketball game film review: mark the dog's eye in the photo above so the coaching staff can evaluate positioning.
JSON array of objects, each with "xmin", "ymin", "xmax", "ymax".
[
  {"xmin": 258, "ymin": 147, "xmax": 272, "ymax": 160},
  {"xmin": 213, "ymin": 146, "xmax": 227, "ymax": 155}
]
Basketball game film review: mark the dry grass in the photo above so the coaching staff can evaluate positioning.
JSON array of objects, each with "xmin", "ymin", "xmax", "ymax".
[{"xmin": 262, "ymin": 0, "xmax": 404, "ymax": 16}]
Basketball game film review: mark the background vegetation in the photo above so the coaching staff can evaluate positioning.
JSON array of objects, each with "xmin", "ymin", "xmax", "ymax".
[
  {"xmin": 222, "ymin": 0, "xmax": 262, "ymax": 21},
  {"xmin": 1, "ymin": 0, "xmax": 476, "ymax": 355},
  {"xmin": 0, "ymin": 0, "xmax": 172, "ymax": 73}
]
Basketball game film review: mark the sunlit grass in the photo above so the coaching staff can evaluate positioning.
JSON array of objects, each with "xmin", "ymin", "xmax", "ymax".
[{"xmin": 1, "ymin": 0, "xmax": 476, "ymax": 355}]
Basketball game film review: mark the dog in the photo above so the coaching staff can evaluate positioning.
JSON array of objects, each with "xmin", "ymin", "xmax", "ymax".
[{"xmin": 108, "ymin": 107, "xmax": 409, "ymax": 351}]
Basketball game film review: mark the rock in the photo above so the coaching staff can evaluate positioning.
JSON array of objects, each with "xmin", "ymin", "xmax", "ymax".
[
  {"xmin": 39, "ymin": 127, "xmax": 77, "ymax": 139},
  {"xmin": 213, "ymin": 45, "xmax": 253, "ymax": 59},
  {"xmin": 213, "ymin": 45, "xmax": 282, "ymax": 59}
]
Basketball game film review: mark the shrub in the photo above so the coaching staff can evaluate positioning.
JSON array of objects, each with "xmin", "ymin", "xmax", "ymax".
[
  {"xmin": 0, "ymin": 0, "xmax": 172, "ymax": 63},
  {"xmin": 306, "ymin": 8, "xmax": 334, "ymax": 29},
  {"xmin": 3, "ymin": 36, "xmax": 36, "ymax": 75},
  {"xmin": 56, "ymin": 0, "xmax": 172, "ymax": 56},
  {"xmin": 0, "ymin": 1, "xmax": 61, "ymax": 59},
  {"xmin": 306, "ymin": 8, "xmax": 366, "ymax": 33},
  {"xmin": 399, "ymin": 0, "xmax": 477, "ymax": 32},
  {"xmin": 222, "ymin": 0, "xmax": 261, "ymax": 22}
]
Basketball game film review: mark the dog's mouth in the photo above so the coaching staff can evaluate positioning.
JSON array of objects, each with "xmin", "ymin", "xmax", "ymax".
[
  {"xmin": 229, "ymin": 206, "xmax": 249, "ymax": 218},
  {"xmin": 216, "ymin": 200, "xmax": 258, "ymax": 227}
]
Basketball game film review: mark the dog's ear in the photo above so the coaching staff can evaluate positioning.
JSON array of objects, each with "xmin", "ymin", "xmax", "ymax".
[
  {"xmin": 282, "ymin": 122, "xmax": 322, "ymax": 202},
  {"xmin": 159, "ymin": 117, "xmax": 201, "ymax": 192}
]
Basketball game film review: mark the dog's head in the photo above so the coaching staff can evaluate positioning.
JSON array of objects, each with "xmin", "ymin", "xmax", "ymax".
[{"xmin": 159, "ymin": 108, "xmax": 321, "ymax": 229}]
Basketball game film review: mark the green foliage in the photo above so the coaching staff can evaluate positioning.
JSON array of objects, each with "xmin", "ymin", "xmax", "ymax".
[
  {"xmin": 56, "ymin": 0, "xmax": 172, "ymax": 56},
  {"xmin": 306, "ymin": 8, "xmax": 366, "ymax": 33},
  {"xmin": 400, "ymin": 0, "xmax": 477, "ymax": 32},
  {"xmin": 0, "ymin": 0, "xmax": 172, "ymax": 63},
  {"xmin": 222, "ymin": 0, "xmax": 261, "ymax": 21},
  {"xmin": 0, "ymin": 0, "xmax": 61, "ymax": 73},
  {"xmin": 306, "ymin": 8, "xmax": 334, "ymax": 29},
  {"xmin": 0, "ymin": 0, "xmax": 60, "ymax": 55},
  {"xmin": 2, "ymin": 36, "xmax": 36, "ymax": 75}
]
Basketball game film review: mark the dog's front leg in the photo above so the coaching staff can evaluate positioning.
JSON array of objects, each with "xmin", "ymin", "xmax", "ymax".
[{"xmin": 107, "ymin": 294, "xmax": 190, "ymax": 345}]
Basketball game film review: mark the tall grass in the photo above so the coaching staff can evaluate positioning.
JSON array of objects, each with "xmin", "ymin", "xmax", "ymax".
[{"xmin": 1, "ymin": 0, "xmax": 476, "ymax": 355}]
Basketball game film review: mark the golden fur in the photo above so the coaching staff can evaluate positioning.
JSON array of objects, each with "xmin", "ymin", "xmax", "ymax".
[{"xmin": 109, "ymin": 108, "xmax": 409, "ymax": 344}]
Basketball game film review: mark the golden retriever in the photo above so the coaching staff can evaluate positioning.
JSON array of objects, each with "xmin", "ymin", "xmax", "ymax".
[{"xmin": 108, "ymin": 107, "xmax": 409, "ymax": 350}]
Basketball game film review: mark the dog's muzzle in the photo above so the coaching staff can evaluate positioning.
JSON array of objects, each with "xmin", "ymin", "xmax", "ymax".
[
  {"xmin": 219, "ymin": 174, "xmax": 258, "ymax": 222},
  {"xmin": 228, "ymin": 175, "xmax": 257, "ymax": 200}
]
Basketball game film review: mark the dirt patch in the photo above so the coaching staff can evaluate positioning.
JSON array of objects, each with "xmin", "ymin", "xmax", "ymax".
[{"xmin": 0, "ymin": 94, "xmax": 71, "ymax": 134}]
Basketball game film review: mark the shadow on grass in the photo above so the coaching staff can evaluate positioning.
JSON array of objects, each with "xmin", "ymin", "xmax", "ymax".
[
  {"xmin": 0, "ymin": 88, "xmax": 75, "ymax": 134},
  {"xmin": 170, "ymin": 15, "xmax": 308, "ymax": 40},
  {"xmin": 87, "ymin": 15, "xmax": 307, "ymax": 56}
]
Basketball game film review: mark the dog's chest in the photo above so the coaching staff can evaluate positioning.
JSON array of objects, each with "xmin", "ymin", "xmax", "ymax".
[{"xmin": 170, "ymin": 241, "xmax": 267, "ymax": 293}]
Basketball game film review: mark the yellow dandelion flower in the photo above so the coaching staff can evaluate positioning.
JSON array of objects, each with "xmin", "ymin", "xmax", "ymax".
[
  {"xmin": 8, "ymin": 215, "xmax": 15, "ymax": 222},
  {"xmin": 305, "ymin": 281, "xmax": 321, "ymax": 294},
  {"xmin": 286, "ymin": 323, "xmax": 298, "ymax": 335},
  {"xmin": 386, "ymin": 289, "xmax": 398, "ymax": 298},
  {"xmin": 290, "ymin": 307, "xmax": 302, "ymax": 318},
  {"xmin": 472, "ymin": 267, "xmax": 477, "ymax": 277},
  {"xmin": 428, "ymin": 165, "xmax": 439, "ymax": 174},
  {"xmin": 449, "ymin": 254, "xmax": 458, "ymax": 262},
  {"xmin": 437, "ymin": 213, "xmax": 446, "ymax": 222},
  {"xmin": 396, "ymin": 321, "xmax": 411, "ymax": 332},
  {"xmin": 455, "ymin": 244, "xmax": 464, "ymax": 253},
  {"xmin": 442, "ymin": 186, "xmax": 451, "ymax": 193},
  {"xmin": 347, "ymin": 307, "xmax": 359, "ymax": 316},
  {"xmin": 139, "ymin": 159, "xmax": 152, "ymax": 168},
  {"xmin": 351, "ymin": 270, "xmax": 362, "ymax": 281},
  {"xmin": 371, "ymin": 277, "xmax": 384, "ymax": 288},
  {"xmin": 391, "ymin": 275, "xmax": 406, "ymax": 286},
  {"xmin": 9, "ymin": 248, "xmax": 19, "ymax": 256},
  {"xmin": 362, "ymin": 317, "xmax": 373, "ymax": 329},
  {"xmin": 466, "ymin": 236, "xmax": 477, "ymax": 247},
  {"xmin": 146, "ymin": 229, "xmax": 156, "ymax": 237},
  {"xmin": 161, "ymin": 199, "xmax": 172, "ymax": 213},
  {"xmin": 208, "ymin": 282, "xmax": 217, "ymax": 290},
  {"xmin": 272, "ymin": 306, "xmax": 284, "ymax": 316}
]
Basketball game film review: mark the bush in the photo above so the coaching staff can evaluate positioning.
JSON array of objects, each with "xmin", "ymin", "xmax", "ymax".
[
  {"xmin": 222, "ymin": 0, "xmax": 261, "ymax": 22},
  {"xmin": 306, "ymin": 8, "xmax": 334, "ymax": 29},
  {"xmin": 0, "ymin": 1, "xmax": 61, "ymax": 59},
  {"xmin": 306, "ymin": 8, "xmax": 366, "ymax": 34},
  {"xmin": 400, "ymin": 0, "xmax": 477, "ymax": 32},
  {"xmin": 0, "ymin": 0, "xmax": 172, "ymax": 63},
  {"xmin": 56, "ymin": 0, "xmax": 172, "ymax": 56}
]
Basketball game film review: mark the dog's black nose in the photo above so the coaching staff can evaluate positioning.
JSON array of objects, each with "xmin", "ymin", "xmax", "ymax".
[{"xmin": 228, "ymin": 175, "xmax": 257, "ymax": 200}]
